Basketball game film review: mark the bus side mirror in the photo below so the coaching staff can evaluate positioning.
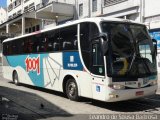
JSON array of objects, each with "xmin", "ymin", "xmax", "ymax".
[
  {"xmin": 100, "ymin": 33, "xmax": 108, "ymax": 55},
  {"xmin": 152, "ymin": 39, "xmax": 157, "ymax": 56},
  {"xmin": 91, "ymin": 33, "xmax": 108, "ymax": 55},
  {"xmin": 99, "ymin": 33, "xmax": 108, "ymax": 41}
]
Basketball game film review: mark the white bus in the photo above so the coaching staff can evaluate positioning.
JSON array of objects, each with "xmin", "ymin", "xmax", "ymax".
[{"xmin": 2, "ymin": 17, "xmax": 157, "ymax": 102}]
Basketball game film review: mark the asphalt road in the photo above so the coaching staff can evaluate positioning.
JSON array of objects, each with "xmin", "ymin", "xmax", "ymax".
[{"xmin": 1, "ymin": 68, "xmax": 160, "ymax": 120}]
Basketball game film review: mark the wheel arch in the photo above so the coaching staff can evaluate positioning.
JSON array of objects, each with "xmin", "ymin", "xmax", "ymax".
[{"xmin": 62, "ymin": 73, "xmax": 81, "ymax": 96}]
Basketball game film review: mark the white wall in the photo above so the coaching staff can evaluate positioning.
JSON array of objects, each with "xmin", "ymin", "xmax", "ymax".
[
  {"xmin": 77, "ymin": 0, "xmax": 89, "ymax": 18},
  {"xmin": 0, "ymin": 7, "xmax": 7, "ymax": 24},
  {"xmin": 144, "ymin": 0, "xmax": 160, "ymax": 29},
  {"xmin": 101, "ymin": 0, "xmax": 141, "ymax": 22},
  {"xmin": 145, "ymin": 0, "xmax": 160, "ymax": 18},
  {"xmin": 91, "ymin": 0, "xmax": 102, "ymax": 17},
  {"xmin": 103, "ymin": 0, "xmax": 140, "ymax": 16}
]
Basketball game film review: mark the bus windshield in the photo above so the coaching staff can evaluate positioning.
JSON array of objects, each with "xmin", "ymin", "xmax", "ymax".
[{"xmin": 101, "ymin": 22, "xmax": 157, "ymax": 77}]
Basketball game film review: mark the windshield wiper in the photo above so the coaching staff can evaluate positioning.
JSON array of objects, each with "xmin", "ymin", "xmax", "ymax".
[{"xmin": 127, "ymin": 53, "xmax": 136, "ymax": 74}]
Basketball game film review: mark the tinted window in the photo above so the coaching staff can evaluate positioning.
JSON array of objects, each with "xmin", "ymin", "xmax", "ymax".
[
  {"xmin": 3, "ymin": 25, "xmax": 78, "ymax": 55},
  {"xmin": 80, "ymin": 22, "xmax": 99, "ymax": 71},
  {"xmin": 59, "ymin": 25, "xmax": 77, "ymax": 51}
]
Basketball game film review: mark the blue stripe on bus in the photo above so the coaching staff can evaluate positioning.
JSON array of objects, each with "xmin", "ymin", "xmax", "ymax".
[
  {"xmin": 6, "ymin": 54, "xmax": 48, "ymax": 87},
  {"xmin": 6, "ymin": 52, "xmax": 83, "ymax": 87}
]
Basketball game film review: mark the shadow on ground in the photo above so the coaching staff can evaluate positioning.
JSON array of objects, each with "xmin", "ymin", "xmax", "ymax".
[
  {"xmin": 6, "ymin": 82, "xmax": 160, "ymax": 114},
  {"xmin": 0, "ymin": 86, "xmax": 72, "ymax": 120},
  {"xmin": 84, "ymin": 94, "xmax": 160, "ymax": 113}
]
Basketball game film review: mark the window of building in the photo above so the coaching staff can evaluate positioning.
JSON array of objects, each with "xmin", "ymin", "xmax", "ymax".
[
  {"xmin": 36, "ymin": 25, "xmax": 40, "ymax": 31},
  {"xmin": 8, "ymin": 15, "xmax": 12, "ymax": 19},
  {"xmin": 92, "ymin": 0, "xmax": 97, "ymax": 12},
  {"xmin": 32, "ymin": 26, "xmax": 35, "ymax": 32},
  {"xmin": 104, "ymin": 0, "xmax": 128, "ymax": 7},
  {"xmin": 29, "ymin": 28, "xmax": 32, "ymax": 33},
  {"xmin": 14, "ymin": 1, "xmax": 17, "ymax": 7},
  {"xmin": 17, "ymin": 0, "xmax": 21, "ymax": 7},
  {"xmin": 13, "ymin": 13, "xmax": 17, "ymax": 17},
  {"xmin": 29, "ymin": 3, "xmax": 35, "ymax": 12},
  {"xmin": 79, "ymin": 4, "xmax": 83, "ymax": 16},
  {"xmin": 17, "ymin": 10, "xmax": 22, "ymax": 15},
  {"xmin": 24, "ymin": 0, "xmax": 30, "ymax": 3},
  {"xmin": 8, "ymin": 4, "xmax": 13, "ymax": 12},
  {"xmin": 24, "ymin": 6, "xmax": 29, "ymax": 13},
  {"xmin": 25, "ymin": 28, "xmax": 28, "ymax": 33}
]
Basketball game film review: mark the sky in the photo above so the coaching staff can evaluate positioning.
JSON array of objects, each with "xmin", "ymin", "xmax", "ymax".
[{"xmin": 0, "ymin": 0, "xmax": 7, "ymax": 8}]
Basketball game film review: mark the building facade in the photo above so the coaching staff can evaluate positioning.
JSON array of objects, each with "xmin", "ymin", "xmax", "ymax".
[
  {"xmin": 0, "ymin": 7, "xmax": 7, "ymax": 24},
  {"xmin": 1, "ymin": 0, "xmax": 160, "ymax": 69},
  {"xmin": 0, "ymin": 7, "xmax": 7, "ymax": 65},
  {"xmin": 1, "ymin": 0, "xmax": 160, "ymax": 37}
]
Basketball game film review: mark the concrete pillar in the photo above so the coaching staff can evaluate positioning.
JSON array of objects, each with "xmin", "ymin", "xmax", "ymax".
[
  {"xmin": 41, "ymin": 19, "xmax": 44, "ymax": 29},
  {"xmin": 22, "ymin": 17, "xmax": 25, "ymax": 35},
  {"xmin": 6, "ymin": 24, "xmax": 9, "ymax": 33}
]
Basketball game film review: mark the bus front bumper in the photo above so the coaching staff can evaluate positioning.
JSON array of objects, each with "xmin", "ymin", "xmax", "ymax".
[{"xmin": 106, "ymin": 85, "xmax": 157, "ymax": 102}]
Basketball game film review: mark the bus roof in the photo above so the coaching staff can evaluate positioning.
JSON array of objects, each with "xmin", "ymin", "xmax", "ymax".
[{"xmin": 3, "ymin": 17, "xmax": 144, "ymax": 43}]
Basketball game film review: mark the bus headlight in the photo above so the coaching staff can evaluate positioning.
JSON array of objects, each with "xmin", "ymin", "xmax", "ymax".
[
  {"xmin": 109, "ymin": 84, "xmax": 125, "ymax": 90},
  {"xmin": 150, "ymin": 81, "xmax": 157, "ymax": 86}
]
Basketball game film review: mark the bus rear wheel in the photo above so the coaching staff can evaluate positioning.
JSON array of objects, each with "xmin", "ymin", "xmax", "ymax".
[
  {"xmin": 66, "ymin": 79, "xmax": 79, "ymax": 101},
  {"xmin": 13, "ymin": 71, "xmax": 19, "ymax": 85}
]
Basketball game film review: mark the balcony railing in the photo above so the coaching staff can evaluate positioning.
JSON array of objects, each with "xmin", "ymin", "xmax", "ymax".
[
  {"xmin": 36, "ymin": 2, "xmax": 52, "ymax": 10},
  {"xmin": 24, "ymin": 3, "xmax": 35, "ymax": 13},
  {"xmin": 8, "ymin": 4, "xmax": 13, "ymax": 12},
  {"xmin": 104, "ymin": 0, "xmax": 128, "ymax": 7}
]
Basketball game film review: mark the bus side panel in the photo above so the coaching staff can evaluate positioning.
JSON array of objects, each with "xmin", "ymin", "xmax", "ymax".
[
  {"xmin": 3, "ymin": 53, "xmax": 63, "ymax": 91},
  {"xmin": 42, "ymin": 53, "xmax": 62, "ymax": 91},
  {"xmin": 60, "ymin": 51, "xmax": 93, "ymax": 98},
  {"xmin": 2, "ymin": 55, "xmax": 14, "ymax": 80},
  {"xmin": 75, "ymin": 71, "xmax": 93, "ymax": 98}
]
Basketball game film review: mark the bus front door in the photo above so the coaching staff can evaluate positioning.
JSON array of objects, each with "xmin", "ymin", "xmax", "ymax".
[{"xmin": 91, "ymin": 41, "xmax": 106, "ymax": 101}]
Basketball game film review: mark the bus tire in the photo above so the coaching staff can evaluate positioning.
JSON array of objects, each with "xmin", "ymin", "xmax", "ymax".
[
  {"xmin": 13, "ymin": 71, "xmax": 19, "ymax": 85},
  {"xmin": 66, "ymin": 79, "xmax": 79, "ymax": 101}
]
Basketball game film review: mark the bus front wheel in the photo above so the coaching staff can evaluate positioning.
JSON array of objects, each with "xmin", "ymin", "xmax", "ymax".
[
  {"xmin": 66, "ymin": 79, "xmax": 79, "ymax": 101},
  {"xmin": 13, "ymin": 71, "xmax": 19, "ymax": 85}
]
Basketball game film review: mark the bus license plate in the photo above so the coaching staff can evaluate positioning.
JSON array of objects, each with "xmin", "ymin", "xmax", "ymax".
[{"xmin": 136, "ymin": 91, "xmax": 144, "ymax": 96}]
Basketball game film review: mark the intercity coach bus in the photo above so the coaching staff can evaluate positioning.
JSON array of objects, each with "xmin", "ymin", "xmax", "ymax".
[{"xmin": 2, "ymin": 17, "xmax": 157, "ymax": 102}]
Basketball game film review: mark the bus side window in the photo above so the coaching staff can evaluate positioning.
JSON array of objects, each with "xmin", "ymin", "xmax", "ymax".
[
  {"xmin": 38, "ymin": 33, "xmax": 47, "ymax": 52},
  {"xmin": 92, "ymin": 42, "xmax": 105, "ymax": 75},
  {"xmin": 74, "ymin": 40, "xmax": 78, "ymax": 49},
  {"xmin": 20, "ymin": 40, "xmax": 25, "ymax": 54},
  {"xmin": 59, "ymin": 25, "xmax": 77, "ymax": 51},
  {"xmin": 35, "ymin": 34, "xmax": 41, "ymax": 53},
  {"xmin": 53, "ymin": 42, "xmax": 59, "ymax": 51},
  {"xmin": 48, "ymin": 42, "xmax": 53, "ymax": 51},
  {"xmin": 80, "ymin": 22, "xmax": 104, "ymax": 75},
  {"xmin": 28, "ymin": 38, "xmax": 33, "ymax": 53},
  {"xmin": 8, "ymin": 42, "xmax": 12, "ymax": 55},
  {"xmin": 12, "ymin": 41, "xmax": 18, "ymax": 55},
  {"xmin": 48, "ymin": 30, "xmax": 59, "ymax": 52},
  {"xmin": 63, "ymin": 41, "xmax": 72, "ymax": 50},
  {"xmin": 3, "ymin": 42, "xmax": 11, "ymax": 55}
]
